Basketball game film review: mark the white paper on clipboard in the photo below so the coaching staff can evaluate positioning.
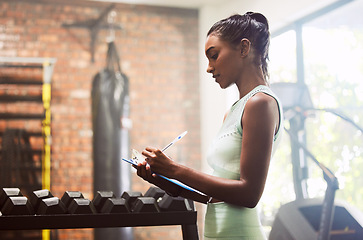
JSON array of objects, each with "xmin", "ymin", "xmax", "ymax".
[{"xmin": 122, "ymin": 149, "xmax": 205, "ymax": 195}]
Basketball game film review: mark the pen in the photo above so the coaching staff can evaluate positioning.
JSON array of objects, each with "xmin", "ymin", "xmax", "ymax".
[
  {"xmin": 123, "ymin": 131, "xmax": 188, "ymax": 166},
  {"xmin": 161, "ymin": 131, "xmax": 188, "ymax": 152}
]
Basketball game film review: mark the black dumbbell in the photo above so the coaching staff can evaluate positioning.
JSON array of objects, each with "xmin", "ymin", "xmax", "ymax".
[
  {"xmin": 61, "ymin": 191, "xmax": 84, "ymax": 208},
  {"xmin": 144, "ymin": 187, "xmax": 166, "ymax": 201},
  {"xmin": 1, "ymin": 196, "xmax": 34, "ymax": 215},
  {"xmin": 158, "ymin": 195, "xmax": 191, "ymax": 212},
  {"xmin": 132, "ymin": 197, "xmax": 159, "ymax": 213},
  {"xmin": 0, "ymin": 188, "xmax": 22, "ymax": 209},
  {"xmin": 60, "ymin": 191, "xmax": 96, "ymax": 214},
  {"xmin": 121, "ymin": 191, "xmax": 142, "ymax": 209},
  {"xmin": 92, "ymin": 191, "xmax": 115, "ymax": 213},
  {"xmin": 68, "ymin": 198, "xmax": 96, "ymax": 214},
  {"xmin": 37, "ymin": 197, "xmax": 67, "ymax": 215},
  {"xmin": 100, "ymin": 198, "xmax": 130, "ymax": 213},
  {"xmin": 29, "ymin": 189, "xmax": 54, "ymax": 212}
]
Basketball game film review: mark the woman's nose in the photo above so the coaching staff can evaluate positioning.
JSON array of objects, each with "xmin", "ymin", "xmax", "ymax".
[{"xmin": 206, "ymin": 64, "xmax": 214, "ymax": 73}]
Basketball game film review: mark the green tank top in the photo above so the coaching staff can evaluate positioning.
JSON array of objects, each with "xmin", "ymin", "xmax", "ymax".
[{"xmin": 204, "ymin": 85, "xmax": 283, "ymax": 240}]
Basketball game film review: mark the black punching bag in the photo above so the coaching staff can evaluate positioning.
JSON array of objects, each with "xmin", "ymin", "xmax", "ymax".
[{"xmin": 92, "ymin": 41, "xmax": 132, "ymax": 240}]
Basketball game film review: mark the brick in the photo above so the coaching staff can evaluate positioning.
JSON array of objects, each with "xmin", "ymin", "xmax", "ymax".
[{"xmin": 1, "ymin": 1, "xmax": 200, "ymax": 239}]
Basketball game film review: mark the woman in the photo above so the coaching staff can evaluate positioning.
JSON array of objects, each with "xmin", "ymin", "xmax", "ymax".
[{"xmin": 135, "ymin": 12, "xmax": 283, "ymax": 239}]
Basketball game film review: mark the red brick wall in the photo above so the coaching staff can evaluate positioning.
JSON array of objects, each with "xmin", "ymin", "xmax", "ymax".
[{"xmin": 0, "ymin": 0, "xmax": 201, "ymax": 239}]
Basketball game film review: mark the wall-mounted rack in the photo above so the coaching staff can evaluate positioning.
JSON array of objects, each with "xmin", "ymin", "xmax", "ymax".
[{"xmin": 0, "ymin": 56, "xmax": 56, "ymax": 193}]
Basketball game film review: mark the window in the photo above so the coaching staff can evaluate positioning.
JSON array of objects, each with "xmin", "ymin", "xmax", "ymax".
[
  {"xmin": 270, "ymin": 30, "xmax": 297, "ymax": 84},
  {"xmin": 262, "ymin": 0, "xmax": 363, "ymax": 234}
]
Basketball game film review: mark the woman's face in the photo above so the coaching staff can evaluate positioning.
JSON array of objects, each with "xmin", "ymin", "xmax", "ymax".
[{"xmin": 205, "ymin": 35, "xmax": 243, "ymax": 89}]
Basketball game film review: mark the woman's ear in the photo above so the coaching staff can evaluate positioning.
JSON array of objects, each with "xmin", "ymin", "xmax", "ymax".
[{"xmin": 240, "ymin": 38, "xmax": 251, "ymax": 57}]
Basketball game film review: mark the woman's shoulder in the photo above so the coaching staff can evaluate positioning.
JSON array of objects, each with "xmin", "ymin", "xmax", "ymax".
[
  {"xmin": 246, "ymin": 91, "xmax": 277, "ymax": 109},
  {"xmin": 243, "ymin": 91, "xmax": 280, "ymax": 126}
]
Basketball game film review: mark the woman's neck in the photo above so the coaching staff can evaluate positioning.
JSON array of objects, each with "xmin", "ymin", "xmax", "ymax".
[{"xmin": 236, "ymin": 66, "xmax": 266, "ymax": 99}]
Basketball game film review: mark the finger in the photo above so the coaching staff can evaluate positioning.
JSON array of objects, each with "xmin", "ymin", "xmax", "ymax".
[
  {"xmin": 145, "ymin": 147, "xmax": 163, "ymax": 156},
  {"xmin": 153, "ymin": 148, "xmax": 163, "ymax": 156},
  {"xmin": 144, "ymin": 146, "xmax": 157, "ymax": 152},
  {"xmin": 135, "ymin": 163, "xmax": 143, "ymax": 176},
  {"xmin": 142, "ymin": 149, "xmax": 156, "ymax": 159},
  {"xmin": 145, "ymin": 163, "xmax": 151, "ymax": 171},
  {"xmin": 136, "ymin": 163, "xmax": 148, "ymax": 179},
  {"xmin": 142, "ymin": 149, "xmax": 150, "ymax": 157}
]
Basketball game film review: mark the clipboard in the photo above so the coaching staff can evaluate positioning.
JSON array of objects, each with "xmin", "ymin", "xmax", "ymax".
[{"xmin": 122, "ymin": 149, "xmax": 204, "ymax": 195}]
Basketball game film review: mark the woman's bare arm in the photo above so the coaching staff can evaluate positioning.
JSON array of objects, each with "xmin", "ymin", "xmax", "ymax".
[{"xmin": 141, "ymin": 93, "xmax": 279, "ymax": 207}]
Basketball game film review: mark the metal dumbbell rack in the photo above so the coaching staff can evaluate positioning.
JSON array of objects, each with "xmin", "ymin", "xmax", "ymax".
[{"xmin": 0, "ymin": 187, "xmax": 199, "ymax": 240}]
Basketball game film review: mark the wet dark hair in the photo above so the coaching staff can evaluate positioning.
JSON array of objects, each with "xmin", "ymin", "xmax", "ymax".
[{"xmin": 207, "ymin": 12, "xmax": 270, "ymax": 80}]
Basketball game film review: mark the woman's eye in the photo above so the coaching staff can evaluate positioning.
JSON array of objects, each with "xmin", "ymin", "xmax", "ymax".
[{"xmin": 211, "ymin": 54, "xmax": 218, "ymax": 60}]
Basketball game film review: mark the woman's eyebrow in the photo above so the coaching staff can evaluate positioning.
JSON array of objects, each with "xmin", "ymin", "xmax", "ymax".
[{"xmin": 205, "ymin": 46, "xmax": 215, "ymax": 56}]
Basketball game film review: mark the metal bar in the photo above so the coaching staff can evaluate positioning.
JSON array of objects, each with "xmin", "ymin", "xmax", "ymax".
[
  {"xmin": 0, "ymin": 113, "xmax": 45, "ymax": 120},
  {"xmin": 288, "ymin": 118, "xmax": 308, "ymax": 200},
  {"xmin": 0, "ymin": 211, "xmax": 198, "ymax": 230},
  {"xmin": 271, "ymin": 0, "xmax": 355, "ymax": 37},
  {"xmin": 0, "ymin": 78, "xmax": 43, "ymax": 85},
  {"xmin": 0, "ymin": 149, "xmax": 43, "ymax": 156},
  {"xmin": 318, "ymin": 177, "xmax": 339, "ymax": 240},
  {"xmin": 295, "ymin": 0, "xmax": 355, "ymax": 25},
  {"xmin": 0, "ymin": 131, "xmax": 42, "ymax": 137},
  {"xmin": 0, "ymin": 57, "xmax": 56, "ymax": 65},
  {"xmin": 0, "ymin": 64, "xmax": 43, "ymax": 69},
  {"xmin": 0, "ymin": 95, "xmax": 43, "ymax": 103},
  {"xmin": 181, "ymin": 224, "xmax": 199, "ymax": 240},
  {"xmin": 41, "ymin": 83, "xmax": 51, "ymax": 191},
  {"xmin": 295, "ymin": 23, "xmax": 305, "ymax": 84}
]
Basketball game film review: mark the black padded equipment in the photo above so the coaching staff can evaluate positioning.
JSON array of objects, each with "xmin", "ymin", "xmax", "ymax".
[{"xmin": 269, "ymin": 198, "xmax": 363, "ymax": 240}]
